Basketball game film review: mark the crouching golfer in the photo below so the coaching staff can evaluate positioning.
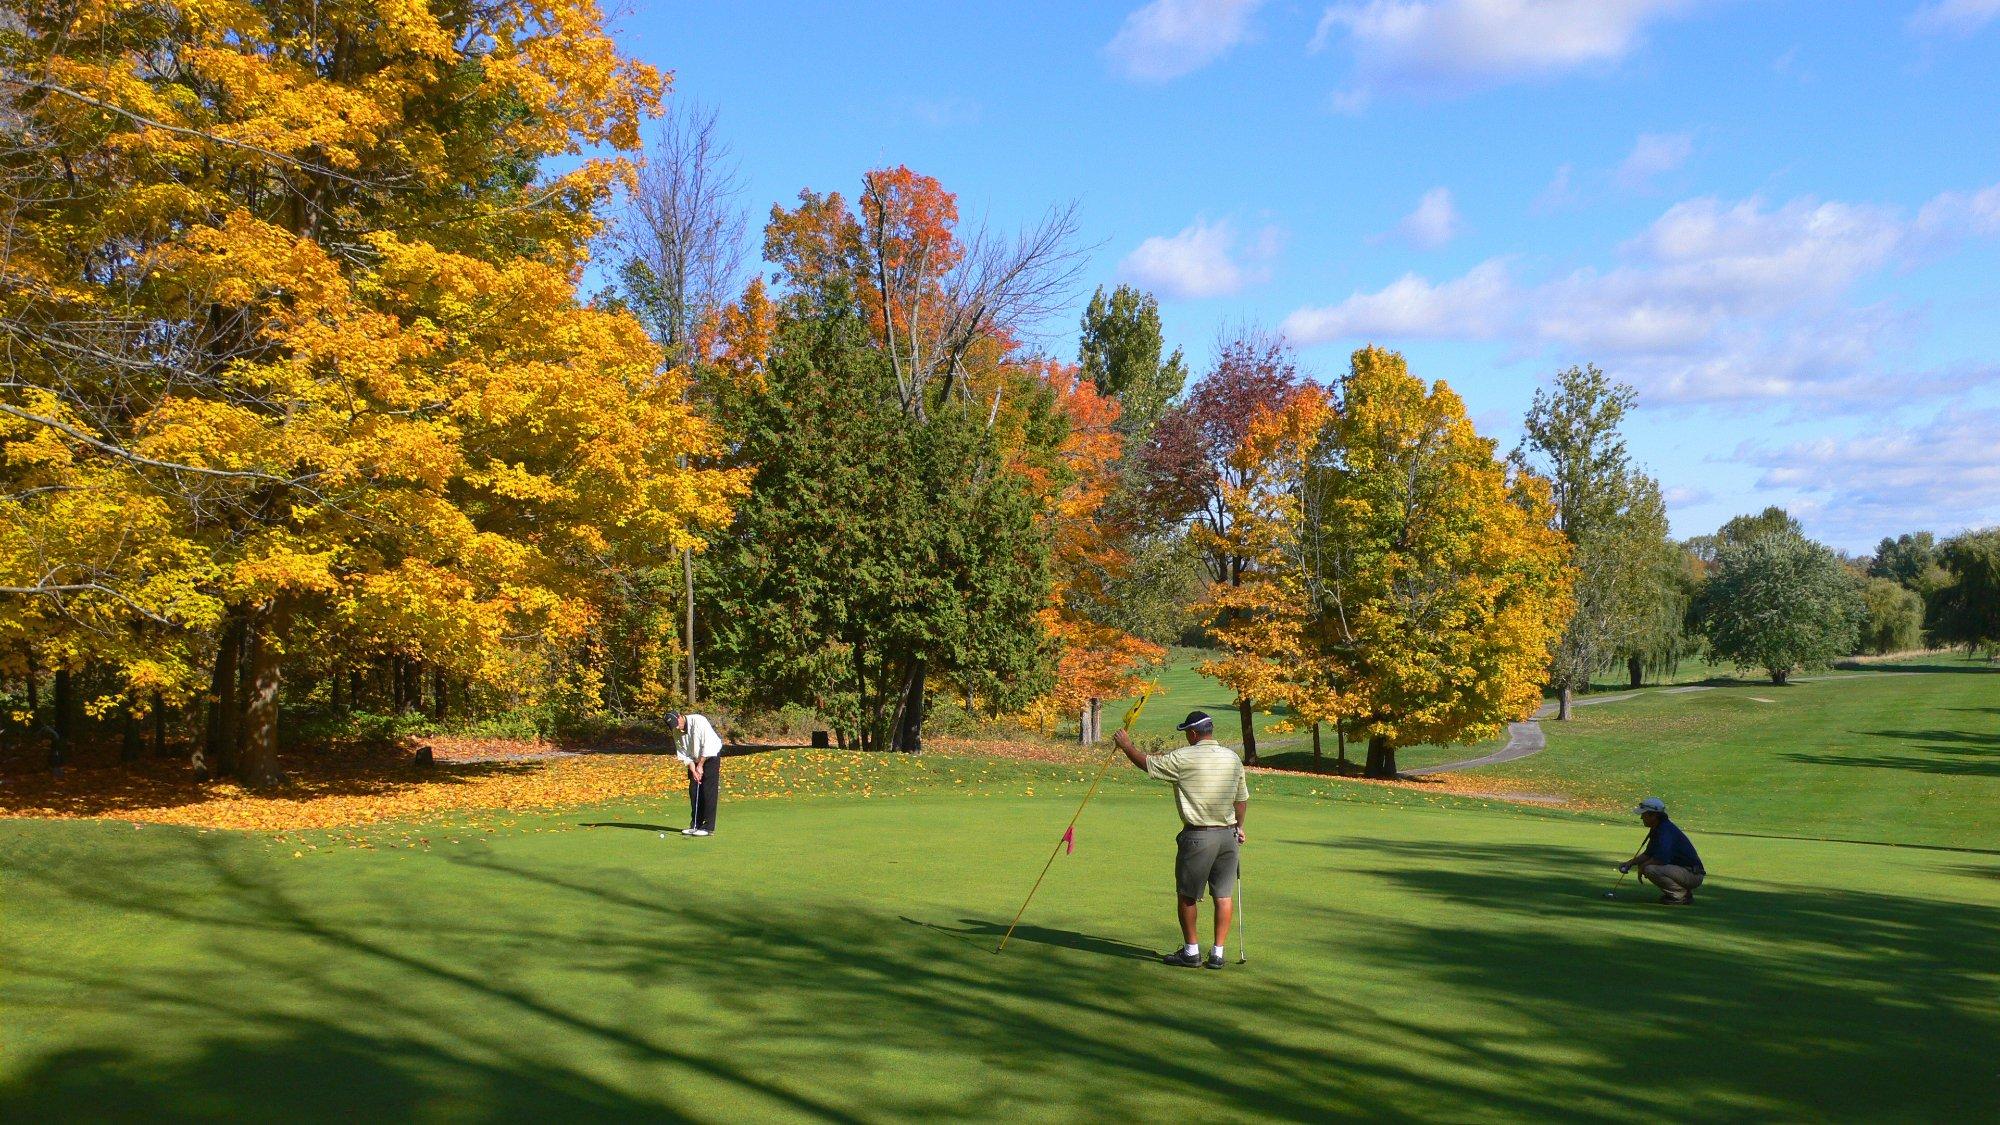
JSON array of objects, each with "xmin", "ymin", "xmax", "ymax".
[
  {"xmin": 1621, "ymin": 796, "xmax": 1705, "ymax": 904},
  {"xmin": 1113, "ymin": 710, "xmax": 1247, "ymax": 969},
  {"xmin": 669, "ymin": 711, "xmax": 723, "ymax": 837}
]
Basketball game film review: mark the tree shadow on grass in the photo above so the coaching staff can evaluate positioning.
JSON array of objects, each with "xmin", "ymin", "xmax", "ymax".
[
  {"xmin": 8, "ymin": 830, "xmax": 1998, "ymax": 1121},
  {"xmin": 580, "ymin": 821, "xmax": 684, "ymax": 833},
  {"xmin": 1775, "ymin": 725, "xmax": 2000, "ymax": 777},
  {"xmin": 901, "ymin": 915, "xmax": 1160, "ymax": 961},
  {"xmin": 1859, "ymin": 729, "xmax": 2000, "ymax": 749},
  {"xmin": 1780, "ymin": 752, "xmax": 2000, "ymax": 777},
  {"xmin": 1309, "ymin": 836, "xmax": 2000, "ymax": 1119},
  {"xmin": 0, "ymin": 1025, "xmax": 685, "ymax": 1122}
]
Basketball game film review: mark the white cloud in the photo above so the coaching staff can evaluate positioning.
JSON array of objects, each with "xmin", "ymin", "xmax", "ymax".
[
  {"xmin": 1914, "ymin": 183, "xmax": 2000, "ymax": 240},
  {"xmin": 1314, "ymin": 0, "xmax": 1693, "ymax": 95},
  {"xmin": 1386, "ymin": 186, "xmax": 1462, "ymax": 248},
  {"xmin": 1106, "ymin": 0, "xmax": 1266, "ymax": 82},
  {"xmin": 1327, "ymin": 87, "xmax": 1374, "ymax": 115},
  {"xmin": 1663, "ymin": 484, "xmax": 1714, "ymax": 507},
  {"xmin": 1615, "ymin": 132, "xmax": 1694, "ymax": 191},
  {"xmin": 1740, "ymin": 407, "xmax": 2000, "ymax": 543},
  {"xmin": 905, "ymin": 97, "xmax": 981, "ymax": 128},
  {"xmin": 1118, "ymin": 217, "xmax": 1280, "ymax": 299},
  {"xmin": 1533, "ymin": 163, "xmax": 1581, "ymax": 213},
  {"xmin": 1908, "ymin": 0, "xmax": 2000, "ymax": 36},
  {"xmin": 1283, "ymin": 260, "xmax": 1513, "ymax": 342},
  {"xmin": 1281, "ymin": 183, "xmax": 2000, "ymax": 405}
]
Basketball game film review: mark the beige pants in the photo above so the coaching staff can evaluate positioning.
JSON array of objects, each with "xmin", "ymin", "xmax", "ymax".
[{"xmin": 1645, "ymin": 864, "xmax": 1704, "ymax": 900}]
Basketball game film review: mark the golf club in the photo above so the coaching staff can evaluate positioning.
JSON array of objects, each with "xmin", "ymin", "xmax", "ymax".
[
  {"xmin": 1235, "ymin": 862, "xmax": 1247, "ymax": 964},
  {"xmin": 1605, "ymin": 832, "xmax": 1650, "ymax": 898}
]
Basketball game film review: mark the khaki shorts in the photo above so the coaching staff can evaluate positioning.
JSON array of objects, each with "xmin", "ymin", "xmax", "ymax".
[{"xmin": 1175, "ymin": 827, "xmax": 1239, "ymax": 901}]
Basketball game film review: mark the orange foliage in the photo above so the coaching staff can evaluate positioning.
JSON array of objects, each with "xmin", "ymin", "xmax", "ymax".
[
  {"xmin": 1199, "ymin": 384, "xmax": 1336, "ymax": 724},
  {"xmin": 1033, "ymin": 361, "xmax": 1164, "ymax": 721}
]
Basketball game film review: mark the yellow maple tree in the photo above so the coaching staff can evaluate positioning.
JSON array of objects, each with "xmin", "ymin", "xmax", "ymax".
[
  {"xmin": 1, "ymin": 2, "xmax": 744, "ymax": 784},
  {"xmin": 1301, "ymin": 348, "xmax": 1573, "ymax": 777}
]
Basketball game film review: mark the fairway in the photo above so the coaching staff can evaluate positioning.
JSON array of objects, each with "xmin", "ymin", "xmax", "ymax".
[{"xmin": 6, "ymin": 773, "xmax": 1998, "ymax": 1121}]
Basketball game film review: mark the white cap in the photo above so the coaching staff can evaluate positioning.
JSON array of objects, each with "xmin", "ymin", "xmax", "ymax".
[{"xmin": 1634, "ymin": 797, "xmax": 1667, "ymax": 816}]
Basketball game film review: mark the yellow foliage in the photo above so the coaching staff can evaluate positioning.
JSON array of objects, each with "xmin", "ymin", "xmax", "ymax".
[
  {"xmin": 1309, "ymin": 348, "xmax": 1573, "ymax": 751},
  {"xmin": 0, "ymin": 1, "xmax": 743, "ymax": 740}
]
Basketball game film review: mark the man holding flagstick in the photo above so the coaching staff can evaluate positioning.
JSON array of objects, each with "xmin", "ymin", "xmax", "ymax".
[{"xmin": 1114, "ymin": 710, "xmax": 1248, "ymax": 969}]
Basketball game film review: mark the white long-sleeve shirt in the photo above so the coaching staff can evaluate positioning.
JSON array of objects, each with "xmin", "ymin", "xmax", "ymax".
[{"xmin": 675, "ymin": 713, "xmax": 723, "ymax": 763}]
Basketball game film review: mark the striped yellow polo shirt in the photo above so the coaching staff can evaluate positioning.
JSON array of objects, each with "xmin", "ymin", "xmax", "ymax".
[{"xmin": 1145, "ymin": 739, "xmax": 1248, "ymax": 827}]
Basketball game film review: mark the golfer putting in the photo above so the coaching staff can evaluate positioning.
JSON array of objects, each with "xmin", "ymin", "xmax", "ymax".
[
  {"xmin": 669, "ymin": 711, "xmax": 723, "ymax": 837},
  {"xmin": 1619, "ymin": 796, "xmax": 1706, "ymax": 904},
  {"xmin": 1112, "ymin": 710, "xmax": 1247, "ymax": 969}
]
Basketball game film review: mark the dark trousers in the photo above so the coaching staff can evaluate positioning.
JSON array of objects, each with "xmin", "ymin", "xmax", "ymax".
[{"xmin": 687, "ymin": 757, "xmax": 720, "ymax": 831}]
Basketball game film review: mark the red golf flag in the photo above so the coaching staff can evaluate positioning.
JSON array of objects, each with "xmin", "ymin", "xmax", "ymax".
[{"xmin": 1061, "ymin": 825, "xmax": 1074, "ymax": 854}]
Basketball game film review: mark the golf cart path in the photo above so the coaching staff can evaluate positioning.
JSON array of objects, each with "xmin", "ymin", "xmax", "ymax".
[
  {"xmin": 1400, "ymin": 689, "xmax": 1700, "ymax": 775},
  {"xmin": 1401, "ymin": 671, "xmax": 1895, "ymax": 776}
]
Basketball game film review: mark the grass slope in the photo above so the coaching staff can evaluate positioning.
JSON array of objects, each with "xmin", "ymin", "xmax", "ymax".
[
  {"xmin": 1431, "ymin": 657, "xmax": 2000, "ymax": 850},
  {"xmin": 5, "ymin": 771, "xmax": 1998, "ymax": 1120}
]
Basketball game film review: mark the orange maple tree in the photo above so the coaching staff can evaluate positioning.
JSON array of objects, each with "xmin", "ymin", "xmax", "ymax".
[{"xmin": 1026, "ymin": 361, "xmax": 1164, "ymax": 733}]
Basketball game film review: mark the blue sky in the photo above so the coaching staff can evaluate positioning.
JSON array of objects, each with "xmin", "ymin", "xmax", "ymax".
[{"xmin": 611, "ymin": 1, "xmax": 2000, "ymax": 551}]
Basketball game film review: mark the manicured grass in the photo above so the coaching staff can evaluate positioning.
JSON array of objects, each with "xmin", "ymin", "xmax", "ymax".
[
  {"xmin": 6, "ymin": 662, "xmax": 1997, "ymax": 1119},
  {"xmin": 5, "ymin": 758, "xmax": 1998, "ymax": 1121},
  {"xmin": 1435, "ymin": 656, "xmax": 2000, "ymax": 850}
]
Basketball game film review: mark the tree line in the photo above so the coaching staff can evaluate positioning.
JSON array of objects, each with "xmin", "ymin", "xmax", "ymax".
[{"xmin": 5, "ymin": 2, "xmax": 1990, "ymax": 786}]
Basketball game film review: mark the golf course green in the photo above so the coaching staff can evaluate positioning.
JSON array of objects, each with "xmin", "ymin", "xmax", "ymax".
[{"xmin": 4, "ymin": 659, "xmax": 1998, "ymax": 1121}]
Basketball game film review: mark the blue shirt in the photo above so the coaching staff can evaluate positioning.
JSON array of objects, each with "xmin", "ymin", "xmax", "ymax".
[{"xmin": 1645, "ymin": 818, "xmax": 1705, "ymax": 874}]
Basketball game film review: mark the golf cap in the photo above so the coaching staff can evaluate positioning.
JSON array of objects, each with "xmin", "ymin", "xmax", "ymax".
[
  {"xmin": 1175, "ymin": 710, "xmax": 1215, "ymax": 733},
  {"xmin": 663, "ymin": 712, "xmax": 682, "ymax": 729},
  {"xmin": 1634, "ymin": 796, "xmax": 1667, "ymax": 816}
]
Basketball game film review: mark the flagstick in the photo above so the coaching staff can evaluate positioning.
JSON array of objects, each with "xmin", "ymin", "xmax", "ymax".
[{"xmin": 995, "ymin": 738, "xmax": 1124, "ymax": 954}]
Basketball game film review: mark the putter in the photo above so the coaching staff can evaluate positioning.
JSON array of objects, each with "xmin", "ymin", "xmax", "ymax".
[
  {"xmin": 1606, "ymin": 832, "xmax": 1650, "ymax": 898},
  {"xmin": 1236, "ymin": 863, "xmax": 1247, "ymax": 964}
]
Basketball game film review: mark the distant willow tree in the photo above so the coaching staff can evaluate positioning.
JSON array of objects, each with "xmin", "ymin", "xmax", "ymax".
[
  {"xmin": 1931, "ymin": 530, "xmax": 2000, "ymax": 657},
  {"xmin": 1698, "ymin": 531, "xmax": 1864, "ymax": 684},
  {"xmin": 1859, "ymin": 578, "xmax": 1925, "ymax": 655}
]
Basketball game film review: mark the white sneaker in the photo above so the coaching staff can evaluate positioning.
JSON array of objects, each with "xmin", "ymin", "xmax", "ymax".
[
  {"xmin": 681, "ymin": 828, "xmax": 698, "ymax": 836},
  {"xmin": 689, "ymin": 828, "xmax": 713, "ymax": 837}
]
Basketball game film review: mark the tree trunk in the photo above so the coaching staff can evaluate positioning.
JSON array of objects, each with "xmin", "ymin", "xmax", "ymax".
[
  {"xmin": 1236, "ymin": 696, "xmax": 1258, "ymax": 764},
  {"xmin": 1312, "ymin": 722, "xmax": 1322, "ymax": 771},
  {"xmin": 1771, "ymin": 668, "xmax": 1789, "ymax": 686},
  {"xmin": 349, "ymin": 668, "xmax": 362, "ymax": 712},
  {"xmin": 1079, "ymin": 705, "xmax": 1091, "ymax": 745},
  {"xmin": 683, "ymin": 547, "xmax": 697, "ymax": 704},
  {"xmin": 152, "ymin": 692, "xmax": 169, "ymax": 757},
  {"xmin": 50, "ymin": 666, "xmax": 72, "ymax": 773},
  {"xmin": 432, "ymin": 667, "xmax": 447, "ymax": 721},
  {"xmin": 1628, "ymin": 655, "xmax": 1644, "ymax": 689},
  {"xmin": 236, "ymin": 604, "xmax": 289, "ymax": 789},
  {"xmin": 24, "ymin": 649, "xmax": 39, "ymax": 715},
  {"xmin": 1088, "ymin": 698, "xmax": 1102, "ymax": 745},
  {"xmin": 1336, "ymin": 722, "xmax": 1348, "ymax": 766},
  {"xmin": 1364, "ymin": 733, "xmax": 1398, "ymax": 779},
  {"xmin": 121, "ymin": 701, "xmax": 140, "ymax": 762},
  {"xmin": 1557, "ymin": 685, "xmax": 1573, "ymax": 721},
  {"xmin": 893, "ymin": 657, "xmax": 926, "ymax": 754},
  {"xmin": 199, "ymin": 614, "xmax": 246, "ymax": 781}
]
